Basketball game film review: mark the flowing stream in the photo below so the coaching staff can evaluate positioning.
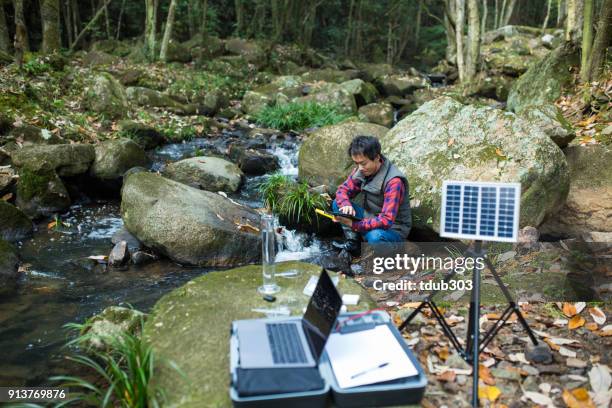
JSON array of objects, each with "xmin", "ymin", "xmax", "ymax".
[{"xmin": 0, "ymin": 127, "xmax": 326, "ymax": 386}]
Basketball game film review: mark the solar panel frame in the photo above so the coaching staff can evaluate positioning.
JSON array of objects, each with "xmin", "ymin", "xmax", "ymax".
[{"xmin": 440, "ymin": 180, "xmax": 521, "ymax": 242}]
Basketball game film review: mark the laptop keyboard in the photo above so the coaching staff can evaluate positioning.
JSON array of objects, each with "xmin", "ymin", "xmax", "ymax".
[{"xmin": 266, "ymin": 323, "xmax": 308, "ymax": 364}]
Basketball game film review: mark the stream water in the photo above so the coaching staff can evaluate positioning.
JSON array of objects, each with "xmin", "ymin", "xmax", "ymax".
[{"xmin": 0, "ymin": 129, "xmax": 326, "ymax": 386}]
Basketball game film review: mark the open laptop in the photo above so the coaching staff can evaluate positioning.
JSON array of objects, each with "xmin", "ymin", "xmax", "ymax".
[{"xmin": 235, "ymin": 269, "xmax": 343, "ymax": 369}]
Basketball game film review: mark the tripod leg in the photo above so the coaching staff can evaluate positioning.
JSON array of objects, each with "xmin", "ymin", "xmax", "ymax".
[
  {"xmin": 470, "ymin": 246, "xmax": 482, "ymax": 408},
  {"xmin": 483, "ymin": 256, "xmax": 539, "ymax": 346}
]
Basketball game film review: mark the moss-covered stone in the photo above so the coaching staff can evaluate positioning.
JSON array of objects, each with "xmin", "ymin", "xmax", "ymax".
[
  {"xmin": 358, "ymin": 102, "xmax": 394, "ymax": 128},
  {"xmin": 11, "ymin": 144, "xmax": 95, "ymax": 176},
  {"xmin": 117, "ymin": 120, "xmax": 164, "ymax": 150},
  {"xmin": 0, "ymin": 201, "xmax": 33, "ymax": 242},
  {"xmin": 519, "ymin": 104, "xmax": 575, "ymax": 147},
  {"xmin": 121, "ymin": 172, "xmax": 261, "ymax": 266},
  {"xmin": 382, "ymin": 96, "xmax": 569, "ymax": 231},
  {"xmin": 143, "ymin": 262, "xmax": 376, "ymax": 407},
  {"xmin": 298, "ymin": 122, "xmax": 388, "ymax": 191},
  {"xmin": 0, "ymin": 238, "xmax": 19, "ymax": 283},
  {"xmin": 126, "ymin": 87, "xmax": 192, "ymax": 114},
  {"xmin": 16, "ymin": 165, "xmax": 70, "ymax": 218},
  {"xmin": 301, "ymin": 68, "xmax": 352, "ymax": 83},
  {"xmin": 162, "ymin": 156, "xmax": 243, "ymax": 193},
  {"xmin": 377, "ymin": 75, "xmax": 429, "ymax": 97},
  {"xmin": 90, "ymin": 138, "xmax": 149, "ymax": 180},
  {"xmin": 83, "ymin": 73, "xmax": 129, "ymax": 119},
  {"xmin": 81, "ymin": 306, "xmax": 146, "ymax": 350},
  {"xmin": 339, "ymin": 79, "xmax": 379, "ymax": 106},
  {"xmin": 8, "ymin": 125, "xmax": 63, "ymax": 145},
  {"xmin": 507, "ymin": 43, "xmax": 579, "ymax": 113}
]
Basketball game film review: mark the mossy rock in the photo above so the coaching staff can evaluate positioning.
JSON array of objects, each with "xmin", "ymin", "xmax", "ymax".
[
  {"xmin": 90, "ymin": 138, "xmax": 149, "ymax": 180},
  {"xmin": 298, "ymin": 122, "xmax": 388, "ymax": 192},
  {"xmin": 0, "ymin": 239, "xmax": 19, "ymax": 283},
  {"xmin": 0, "ymin": 201, "xmax": 33, "ymax": 242},
  {"xmin": 90, "ymin": 39, "xmax": 133, "ymax": 57},
  {"xmin": 120, "ymin": 172, "xmax": 261, "ymax": 267},
  {"xmin": 16, "ymin": 165, "xmax": 71, "ymax": 218},
  {"xmin": 518, "ymin": 104, "xmax": 575, "ymax": 147},
  {"xmin": 507, "ymin": 42, "xmax": 579, "ymax": 113},
  {"xmin": 11, "ymin": 144, "xmax": 95, "ymax": 176},
  {"xmin": 117, "ymin": 120, "xmax": 164, "ymax": 150},
  {"xmin": 143, "ymin": 262, "xmax": 376, "ymax": 407},
  {"xmin": 83, "ymin": 73, "xmax": 129, "ymax": 119},
  {"xmin": 81, "ymin": 306, "xmax": 146, "ymax": 350},
  {"xmin": 295, "ymin": 83, "xmax": 357, "ymax": 115},
  {"xmin": 377, "ymin": 75, "xmax": 429, "ymax": 97},
  {"xmin": 162, "ymin": 156, "xmax": 243, "ymax": 193},
  {"xmin": 358, "ymin": 102, "xmax": 394, "ymax": 128},
  {"xmin": 301, "ymin": 68, "xmax": 352, "ymax": 84},
  {"xmin": 358, "ymin": 63, "xmax": 394, "ymax": 82},
  {"xmin": 126, "ymin": 87, "xmax": 193, "ymax": 114},
  {"xmin": 8, "ymin": 125, "xmax": 63, "ymax": 145},
  {"xmin": 339, "ymin": 79, "xmax": 379, "ymax": 106},
  {"xmin": 382, "ymin": 96, "xmax": 569, "ymax": 231},
  {"xmin": 0, "ymin": 112, "xmax": 13, "ymax": 135}
]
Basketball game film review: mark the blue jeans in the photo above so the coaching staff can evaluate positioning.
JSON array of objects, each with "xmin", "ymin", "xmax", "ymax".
[{"xmin": 332, "ymin": 201, "xmax": 403, "ymax": 243}]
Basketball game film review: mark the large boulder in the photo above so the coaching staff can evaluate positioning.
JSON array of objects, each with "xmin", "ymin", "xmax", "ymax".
[
  {"xmin": 241, "ymin": 90, "xmax": 274, "ymax": 115},
  {"xmin": 518, "ymin": 104, "xmax": 575, "ymax": 147},
  {"xmin": 143, "ymin": 262, "xmax": 376, "ymax": 407},
  {"xmin": 117, "ymin": 120, "xmax": 165, "ymax": 150},
  {"xmin": 295, "ymin": 83, "xmax": 357, "ymax": 114},
  {"xmin": 126, "ymin": 87, "xmax": 195, "ymax": 115},
  {"xmin": 507, "ymin": 43, "xmax": 579, "ymax": 113},
  {"xmin": 377, "ymin": 74, "xmax": 429, "ymax": 97},
  {"xmin": 83, "ymin": 73, "xmax": 129, "ymax": 119},
  {"xmin": 298, "ymin": 122, "xmax": 389, "ymax": 191},
  {"xmin": 241, "ymin": 77, "xmax": 304, "ymax": 115},
  {"xmin": 10, "ymin": 144, "xmax": 95, "ymax": 176},
  {"xmin": 358, "ymin": 63, "xmax": 394, "ymax": 82},
  {"xmin": 0, "ymin": 201, "xmax": 33, "ymax": 242},
  {"xmin": 15, "ymin": 166, "xmax": 71, "ymax": 218},
  {"xmin": 120, "ymin": 172, "xmax": 261, "ymax": 266},
  {"xmin": 80, "ymin": 306, "xmax": 146, "ymax": 350},
  {"xmin": 8, "ymin": 125, "xmax": 63, "ymax": 145},
  {"xmin": 540, "ymin": 146, "xmax": 611, "ymax": 237},
  {"xmin": 339, "ymin": 79, "xmax": 379, "ymax": 106},
  {"xmin": 301, "ymin": 68, "xmax": 353, "ymax": 83},
  {"xmin": 0, "ymin": 239, "xmax": 19, "ymax": 285},
  {"xmin": 381, "ymin": 97, "xmax": 569, "ymax": 230},
  {"xmin": 165, "ymin": 40, "xmax": 192, "ymax": 63},
  {"xmin": 358, "ymin": 102, "xmax": 394, "ymax": 128},
  {"xmin": 224, "ymin": 38, "xmax": 266, "ymax": 65},
  {"xmin": 90, "ymin": 138, "xmax": 149, "ymax": 180},
  {"xmin": 228, "ymin": 145, "xmax": 280, "ymax": 176},
  {"xmin": 163, "ymin": 156, "xmax": 243, "ymax": 193}
]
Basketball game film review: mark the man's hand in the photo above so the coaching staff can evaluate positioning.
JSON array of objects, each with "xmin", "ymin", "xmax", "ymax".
[
  {"xmin": 339, "ymin": 206, "xmax": 355, "ymax": 216},
  {"xmin": 333, "ymin": 215, "xmax": 353, "ymax": 227}
]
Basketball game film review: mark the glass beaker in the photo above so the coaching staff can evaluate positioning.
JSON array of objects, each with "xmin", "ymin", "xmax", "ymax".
[{"xmin": 258, "ymin": 214, "xmax": 280, "ymax": 295}]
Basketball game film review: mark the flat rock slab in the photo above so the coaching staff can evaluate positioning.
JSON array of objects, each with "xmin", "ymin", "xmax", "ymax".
[{"xmin": 143, "ymin": 261, "xmax": 379, "ymax": 407}]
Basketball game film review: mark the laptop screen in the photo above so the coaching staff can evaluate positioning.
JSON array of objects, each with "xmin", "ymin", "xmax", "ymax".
[{"xmin": 302, "ymin": 270, "xmax": 343, "ymax": 361}]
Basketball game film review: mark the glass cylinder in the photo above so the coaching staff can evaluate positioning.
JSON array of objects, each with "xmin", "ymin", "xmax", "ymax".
[{"xmin": 258, "ymin": 214, "xmax": 280, "ymax": 295}]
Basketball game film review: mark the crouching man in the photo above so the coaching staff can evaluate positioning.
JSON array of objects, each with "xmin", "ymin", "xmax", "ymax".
[{"xmin": 332, "ymin": 135, "xmax": 411, "ymax": 256}]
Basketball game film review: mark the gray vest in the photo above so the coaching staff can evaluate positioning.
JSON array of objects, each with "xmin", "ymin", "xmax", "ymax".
[{"xmin": 353, "ymin": 158, "xmax": 412, "ymax": 238}]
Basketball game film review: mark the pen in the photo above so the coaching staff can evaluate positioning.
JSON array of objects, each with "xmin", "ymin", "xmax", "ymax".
[{"xmin": 350, "ymin": 362, "xmax": 390, "ymax": 379}]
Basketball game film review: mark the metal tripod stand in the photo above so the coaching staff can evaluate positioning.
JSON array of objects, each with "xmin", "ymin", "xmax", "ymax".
[{"xmin": 398, "ymin": 241, "xmax": 540, "ymax": 407}]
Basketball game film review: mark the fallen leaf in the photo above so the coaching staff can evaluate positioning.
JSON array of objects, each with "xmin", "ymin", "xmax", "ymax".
[
  {"xmin": 436, "ymin": 370, "xmax": 456, "ymax": 382},
  {"xmin": 478, "ymin": 385, "xmax": 501, "ymax": 402},
  {"xmin": 1, "ymin": 193, "xmax": 12, "ymax": 201},
  {"xmin": 589, "ymin": 307, "xmax": 606, "ymax": 325},
  {"xmin": 559, "ymin": 346, "xmax": 577, "ymax": 358},
  {"xmin": 522, "ymin": 391, "xmax": 554, "ymax": 407},
  {"xmin": 563, "ymin": 302, "xmax": 578, "ymax": 317},
  {"xmin": 479, "ymin": 364, "xmax": 496, "ymax": 385},
  {"xmin": 216, "ymin": 213, "xmax": 224, "ymax": 221},
  {"xmin": 47, "ymin": 221, "xmax": 57, "ymax": 229},
  {"xmin": 569, "ymin": 315, "xmax": 586, "ymax": 330},
  {"xmin": 553, "ymin": 318, "xmax": 569, "ymax": 327},
  {"xmin": 235, "ymin": 223, "xmax": 259, "ymax": 234},
  {"xmin": 495, "ymin": 148, "xmax": 506, "ymax": 158},
  {"xmin": 585, "ymin": 322, "xmax": 598, "ymax": 331},
  {"xmin": 562, "ymin": 388, "xmax": 596, "ymax": 408},
  {"xmin": 447, "ymin": 138, "xmax": 455, "ymax": 146},
  {"xmin": 589, "ymin": 364, "xmax": 611, "ymax": 395}
]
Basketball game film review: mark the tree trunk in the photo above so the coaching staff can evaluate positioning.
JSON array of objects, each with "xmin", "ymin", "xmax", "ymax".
[
  {"xmin": 455, "ymin": 0, "xmax": 466, "ymax": 82},
  {"xmin": 501, "ymin": 0, "xmax": 516, "ymax": 26},
  {"xmin": 116, "ymin": 0, "xmax": 126, "ymax": 39},
  {"xmin": 41, "ymin": 0, "xmax": 61, "ymax": 52},
  {"xmin": 159, "ymin": 0, "xmax": 176, "ymax": 61},
  {"xmin": 494, "ymin": 0, "xmax": 499, "ymax": 28},
  {"xmin": 481, "ymin": 0, "xmax": 488, "ymax": 35},
  {"xmin": 499, "ymin": 0, "xmax": 506, "ymax": 26},
  {"xmin": 0, "ymin": 1, "xmax": 10, "ymax": 52},
  {"xmin": 71, "ymin": 0, "xmax": 80, "ymax": 43},
  {"xmin": 586, "ymin": 0, "xmax": 612, "ymax": 80},
  {"xmin": 345, "ymin": 0, "xmax": 355, "ymax": 56},
  {"xmin": 144, "ymin": 0, "xmax": 158, "ymax": 60},
  {"xmin": 466, "ymin": 0, "xmax": 480, "ymax": 81},
  {"xmin": 580, "ymin": 0, "xmax": 593, "ymax": 81},
  {"xmin": 543, "ymin": 0, "xmax": 552, "ymax": 30},
  {"xmin": 195, "ymin": 0, "xmax": 207, "ymax": 68},
  {"xmin": 415, "ymin": 0, "xmax": 423, "ymax": 47},
  {"xmin": 444, "ymin": 1, "xmax": 457, "ymax": 62},
  {"xmin": 565, "ymin": 0, "xmax": 584, "ymax": 42},
  {"xmin": 70, "ymin": 0, "xmax": 112, "ymax": 51},
  {"xmin": 234, "ymin": 0, "xmax": 243, "ymax": 37},
  {"xmin": 13, "ymin": 0, "xmax": 28, "ymax": 55},
  {"xmin": 102, "ymin": 0, "xmax": 111, "ymax": 38},
  {"xmin": 557, "ymin": 0, "xmax": 566, "ymax": 27},
  {"xmin": 386, "ymin": 19, "xmax": 394, "ymax": 65}
]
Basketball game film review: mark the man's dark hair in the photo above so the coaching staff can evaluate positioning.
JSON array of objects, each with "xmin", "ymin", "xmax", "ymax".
[{"xmin": 348, "ymin": 135, "xmax": 381, "ymax": 160}]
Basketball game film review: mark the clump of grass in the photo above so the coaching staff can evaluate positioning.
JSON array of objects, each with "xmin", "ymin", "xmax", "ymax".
[
  {"xmin": 259, "ymin": 174, "xmax": 327, "ymax": 225},
  {"xmin": 51, "ymin": 320, "xmax": 182, "ymax": 408},
  {"xmin": 254, "ymin": 101, "xmax": 351, "ymax": 132}
]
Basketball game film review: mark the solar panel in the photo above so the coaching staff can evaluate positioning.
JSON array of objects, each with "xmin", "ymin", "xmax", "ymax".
[{"xmin": 440, "ymin": 181, "xmax": 521, "ymax": 242}]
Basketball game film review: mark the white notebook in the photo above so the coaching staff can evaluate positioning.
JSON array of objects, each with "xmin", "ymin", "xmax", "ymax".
[{"xmin": 325, "ymin": 325, "xmax": 418, "ymax": 389}]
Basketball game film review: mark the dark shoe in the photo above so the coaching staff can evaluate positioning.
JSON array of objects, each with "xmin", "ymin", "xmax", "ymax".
[{"xmin": 332, "ymin": 239, "xmax": 361, "ymax": 257}]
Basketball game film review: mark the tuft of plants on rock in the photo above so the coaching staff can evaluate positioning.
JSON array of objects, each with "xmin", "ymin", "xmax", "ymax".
[
  {"xmin": 258, "ymin": 173, "xmax": 327, "ymax": 225},
  {"xmin": 254, "ymin": 101, "xmax": 350, "ymax": 132}
]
